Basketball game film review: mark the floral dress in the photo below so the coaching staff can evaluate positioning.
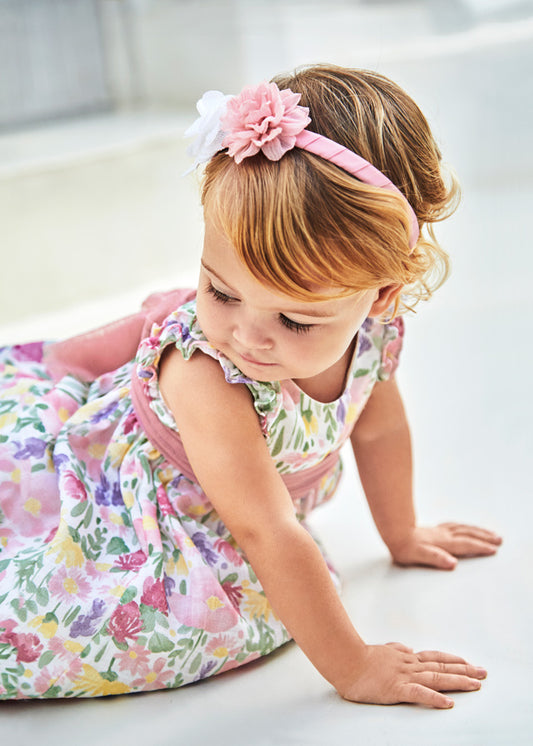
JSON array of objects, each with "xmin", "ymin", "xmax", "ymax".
[{"xmin": 0, "ymin": 296, "xmax": 403, "ymax": 698}]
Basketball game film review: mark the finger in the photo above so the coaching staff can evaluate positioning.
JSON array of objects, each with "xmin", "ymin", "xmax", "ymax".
[
  {"xmin": 418, "ymin": 661, "xmax": 487, "ymax": 679},
  {"xmin": 416, "ymin": 671, "xmax": 482, "ymax": 693},
  {"xmin": 415, "ymin": 650, "xmax": 469, "ymax": 665},
  {"xmin": 440, "ymin": 523, "xmax": 503, "ymax": 544},
  {"xmin": 403, "ymin": 543, "xmax": 457, "ymax": 570},
  {"xmin": 444, "ymin": 536, "xmax": 499, "ymax": 557},
  {"xmin": 399, "ymin": 683, "xmax": 454, "ymax": 709}
]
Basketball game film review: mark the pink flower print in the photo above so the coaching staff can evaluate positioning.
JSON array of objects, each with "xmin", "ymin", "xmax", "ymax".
[
  {"xmin": 48, "ymin": 637, "xmax": 83, "ymax": 677},
  {"xmin": 114, "ymin": 549, "xmax": 147, "ymax": 571},
  {"xmin": 48, "ymin": 566, "xmax": 91, "ymax": 603},
  {"xmin": 167, "ymin": 567, "xmax": 240, "ymax": 633},
  {"xmin": 156, "ymin": 485, "xmax": 176, "ymax": 517},
  {"xmin": 0, "ymin": 619, "xmax": 18, "ymax": 642},
  {"xmin": 61, "ymin": 471, "xmax": 87, "ymax": 502},
  {"xmin": 221, "ymin": 82, "xmax": 311, "ymax": 163},
  {"xmin": 380, "ymin": 334, "xmax": 403, "ymax": 378},
  {"xmin": 214, "ymin": 537, "xmax": 244, "ymax": 567},
  {"xmin": 39, "ymin": 388, "xmax": 79, "ymax": 436},
  {"xmin": 0, "ymin": 464, "xmax": 59, "ymax": 538},
  {"xmin": 221, "ymin": 580, "xmax": 243, "ymax": 611},
  {"xmin": 132, "ymin": 657, "xmax": 174, "ymax": 690},
  {"xmin": 5, "ymin": 632, "xmax": 44, "ymax": 663},
  {"xmin": 140, "ymin": 577, "xmax": 168, "ymax": 614},
  {"xmin": 12, "ymin": 342, "xmax": 44, "ymax": 362},
  {"xmin": 218, "ymin": 650, "xmax": 261, "ymax": 676},
  {"xmin": 115, "ymin": 642, "xmax": 150, "ymax": 676},
  {"xmin": 123, "ymin": 411, "xmax": 138, "ymax": 435},
  {"xmin": 205, "ymin": 633, "xmax": 242, "ymax": 659},
  {"xmin": 107, "ymin": 601, "xmax": 144, "ymax": 643},
  {"xmin": 380, "ymin": 317, "xmax": 404, "ymax": 379}
]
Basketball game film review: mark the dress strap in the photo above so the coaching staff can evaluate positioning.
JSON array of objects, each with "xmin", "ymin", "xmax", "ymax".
[{"xmin": 130, "ymin": 368, "xmax": 341, "ymax": 504}]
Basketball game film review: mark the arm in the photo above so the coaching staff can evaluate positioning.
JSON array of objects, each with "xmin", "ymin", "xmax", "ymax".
[
  {"xmin": 159, "ymin": 348, "xmax": 487, "ymax": 706},
  {"xmin": 350, "ymin": 376, "xmax": 502, "ymax": 569}
]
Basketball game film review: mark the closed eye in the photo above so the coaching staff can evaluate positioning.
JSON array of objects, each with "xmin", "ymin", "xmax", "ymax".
[
  {"xmin": 206, "ymin": 283, "xmax": 235, "ymax": 304},
  {"xmin": 279, "ymin": 315, "xmax": 313, "ymax": 335}
]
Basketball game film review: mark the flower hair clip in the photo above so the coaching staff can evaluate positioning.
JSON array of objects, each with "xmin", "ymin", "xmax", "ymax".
[{"xmin": 185, "ymin": 81, "xmax": 419, "ymax": 248}]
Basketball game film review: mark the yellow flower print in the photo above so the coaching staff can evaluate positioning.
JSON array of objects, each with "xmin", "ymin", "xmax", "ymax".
[
  {"xmin": 46, "ymin": 519, "xmax": 84, "ymax": 567},
  {"xmin": 345, "ymin": 403, "xmax": 359, "ymax": 425},
  {"xmin": 241, "ymin": 581, "xmax": 278, "ymax": 622},
  {"xmin": 303, "ymin": 413, "xmax": 318, "ymax": 436},
  {"xmin": 107, "ymin": 441, "xmax": 130, "ymax": 468},
  {"xmin": 29, "ymin": 614, "xmax": 58, "ymax": 639},
  {"xmin": 23, "ymin": 497, "xmax": 41, "ymax": 517},
  {"xmin": 0, "ymin": 412, "xmax": 17, "ymax": 429},
  {"xmin": 88, "ymin": 442, "xmax": 107, "ymax": 460},
  {"xmin": 71, "ymin": 664, "xmax": 130, "ymax": 696}
]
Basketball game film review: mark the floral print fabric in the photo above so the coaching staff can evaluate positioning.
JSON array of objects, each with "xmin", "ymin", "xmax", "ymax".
[{"xmin": 0, "ymin": 299, "xmax": 403, "ymax": 698}]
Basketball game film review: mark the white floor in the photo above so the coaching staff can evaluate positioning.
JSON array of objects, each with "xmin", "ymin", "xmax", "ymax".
[{"xmin": 1, "ymin": 2, "xmax": 533, "ymax": 744}]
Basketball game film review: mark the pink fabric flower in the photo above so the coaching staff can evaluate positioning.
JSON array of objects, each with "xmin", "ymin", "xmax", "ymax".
[{"xmin": 221, "ymin": 82, "xmax": 311, "ymax": 163}]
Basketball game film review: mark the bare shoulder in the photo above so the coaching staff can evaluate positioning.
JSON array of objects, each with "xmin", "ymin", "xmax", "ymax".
[
  {"xmin": 157, "ymin": 345, "xmax": 294, "ymax": 541},
  {"xmin": 158, "ymin": 344, "xmax": 254, "ymax": 421}
]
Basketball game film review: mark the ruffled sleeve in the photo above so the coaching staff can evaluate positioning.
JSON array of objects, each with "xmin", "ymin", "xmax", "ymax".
[
  {"xmin": 135, "ymin": 299, "xmax": 281, "ymax": 435},
  {"xmin": 377, "ymin": 316, "xmax": 405, "ymax": 381}
]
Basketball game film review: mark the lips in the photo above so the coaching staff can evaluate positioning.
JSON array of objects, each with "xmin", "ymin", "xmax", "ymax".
[{"xmin": 239, "ymin": 353, "xmax": 276, "ymax": 367}]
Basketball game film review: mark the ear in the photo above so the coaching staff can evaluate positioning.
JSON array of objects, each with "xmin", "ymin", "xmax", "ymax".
[{"xmin": 367, "ymin": 284, "xmax": 403, "ymax": 318}]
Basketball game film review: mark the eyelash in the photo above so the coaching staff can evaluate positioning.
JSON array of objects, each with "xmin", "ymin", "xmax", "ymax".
[{"xmin": 206, "ymin": 283, "xmax": 313, "ymax": 335}]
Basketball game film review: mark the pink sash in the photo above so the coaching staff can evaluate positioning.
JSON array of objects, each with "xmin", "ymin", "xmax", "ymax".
[{"xmin": 131, "ymin": 370, "xmax": 341, "ymax": 504}]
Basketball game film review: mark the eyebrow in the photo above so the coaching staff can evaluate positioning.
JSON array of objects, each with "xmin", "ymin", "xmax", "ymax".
[{"xmin": 201, "ymin": 260, "xmax": 337, "ymax": 318}]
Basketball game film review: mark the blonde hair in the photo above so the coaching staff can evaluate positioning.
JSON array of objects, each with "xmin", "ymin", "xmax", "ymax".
[{"xmin": 201, "ymin": 64, "xmax": 459, "ymax": 315}]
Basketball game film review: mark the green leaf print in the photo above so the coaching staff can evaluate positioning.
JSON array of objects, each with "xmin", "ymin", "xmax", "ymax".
[
  {"xmin": 271, "ymin": 427, "xmax": 286, "ymax": 457},
  {"xmin": 0, "ymin": 559, "xmax": 10, "ymax": 572},
  {"xmin": 107, "ymin": 537, "xmax": 130, "ymax": 555},
  {"xmin": 120, "ymin": 586, "xmax": 137, "ymax": 604},
  {"xmin": 189, "ymin": 652, "xmax": 202, "ymax": 675},
  {"xmin": 63, "ymin": 605, "xmax": 81, "ymax": 626},
  {"xmin": 71, "ymin": 501, "xmax": 87, "ymax": 518},
  {"xmin": 148, "ymin": 632, "xmax": 174, "ymax": 653},
  {"xmin": 38, "ymin": 651, "xmax": 56, "ymax": 669},
  {"xmin": 354, "ymin": 368, "xmax": 370, "ymax": 378}
]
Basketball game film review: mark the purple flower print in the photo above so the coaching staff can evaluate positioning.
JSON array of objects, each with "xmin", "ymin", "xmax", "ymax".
[
  {"xmin": 181, "ymin": 324, "xmax": 191, "ymax": 345},
  {"xmin": 196, "ymin": 660, "xmax": 217, "ymax": 681},
  {"xmin": 12, "ymin": 437, "xmax": 48, "ymax": 460},
  {"xmin": 95, "ymin": 475, "xmax": 123, "ymax": 507},
  {"xmin": 191, "ymin": 532, "xmax": 219, "ymax": 566},
  {"xmin": 357, "ymin": 333, "xmax": 372, "ymax": 355},
  {"xmin": 53, "ymin": 452, "xmax": 69, "ymax": 470},
  {"xmin": 70, "ymin": 599, "xmax": 106, "ymax": 637},
  {"xmin": 163, "ymin": 575, "xmax": 176, "ymax": 598},
  {"xmin": 90, "ymin": 399, "xmax": 119, "ymax": 424},
  {"xmin": 336, "ymin": 398, "xmax": 346, "ymax": 422}
]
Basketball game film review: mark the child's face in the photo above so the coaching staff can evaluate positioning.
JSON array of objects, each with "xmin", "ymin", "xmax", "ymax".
[{"xmin": 196, "ymin": 218, "xmax": 380, "ymax": 386}]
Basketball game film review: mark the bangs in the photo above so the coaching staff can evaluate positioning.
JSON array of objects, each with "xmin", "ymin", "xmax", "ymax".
[{"xmin": 201, "ymin": 151, "xmax": 410, "ymax": 302}]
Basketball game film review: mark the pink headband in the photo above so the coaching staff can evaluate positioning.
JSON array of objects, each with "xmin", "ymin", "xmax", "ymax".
[{"xmin": 185, "ymin": 82, "xmax": 419, "ymax": 248}]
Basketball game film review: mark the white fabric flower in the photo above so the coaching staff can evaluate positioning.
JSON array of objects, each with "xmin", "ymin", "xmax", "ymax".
[{"xmin": 184, "ymin": 90, "xmax": 233, "ymax": 172}]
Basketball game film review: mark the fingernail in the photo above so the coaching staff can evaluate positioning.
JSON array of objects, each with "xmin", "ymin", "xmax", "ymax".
[
  {"xmin": 445, "ymin": 698, "xmax": 454, "ymax": 708},
  {"xmin": 476, "ymin": 667, "xmax": 487, "ymax": 677}
]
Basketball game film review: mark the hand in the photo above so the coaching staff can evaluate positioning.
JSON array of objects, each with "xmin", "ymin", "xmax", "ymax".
[
  {"xmin": 389, "ymin": 523, "xmax": 503, "ymax": 570},
  {"xmin": 340, "ymin": 643, "xmax": 487, "ymax": 708}
]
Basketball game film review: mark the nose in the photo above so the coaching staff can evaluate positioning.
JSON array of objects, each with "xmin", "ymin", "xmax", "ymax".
[{"xmin": 232, "ymin": 314, "xmax": 272, "ymax": 351}]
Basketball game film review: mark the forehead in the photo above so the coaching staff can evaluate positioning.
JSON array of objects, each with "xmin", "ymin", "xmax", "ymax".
[{"xmin": 202, "ymin": 218, "xmax": 364, "ymax": 318}]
